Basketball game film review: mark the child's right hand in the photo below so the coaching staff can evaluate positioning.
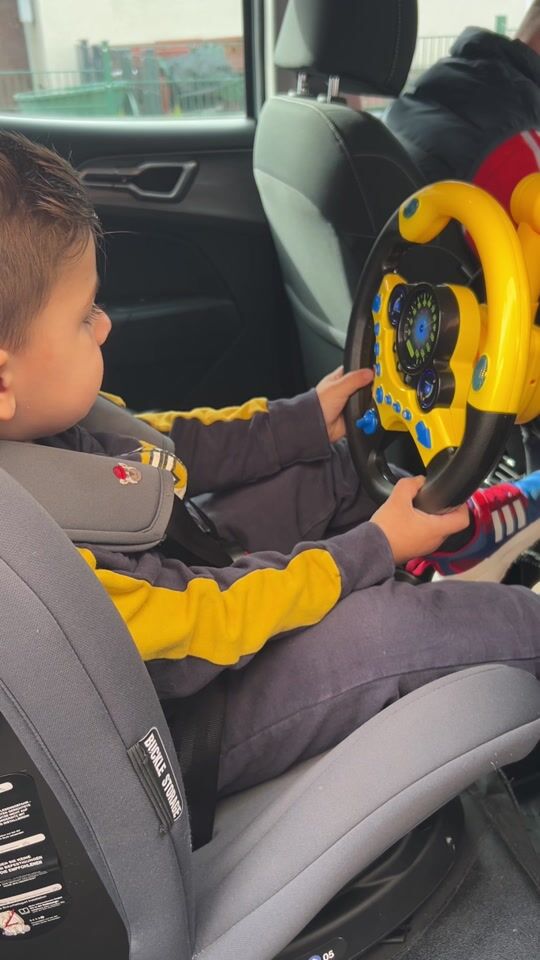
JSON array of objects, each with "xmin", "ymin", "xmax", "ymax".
[{"xmin": 370, "ymin": 476, "xmax": 470, "ymax": 566}]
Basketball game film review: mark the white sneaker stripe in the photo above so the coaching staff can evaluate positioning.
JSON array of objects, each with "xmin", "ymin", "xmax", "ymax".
[
  {"xmin": 513, "ymin": 498, "xmax": 527, "ymax": 530},
  {"xmin": 502, "ymin": 503, "xmax": 516, "ymax": 536},
  {"xmin": 492, "ymin": 509, "xmax": 504, "ymax": 543}
]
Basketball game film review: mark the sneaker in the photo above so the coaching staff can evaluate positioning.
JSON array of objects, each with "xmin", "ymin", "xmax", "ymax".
[{"xmin": 410, "ymin": 471, "xmax": 540, "ymax": 582}]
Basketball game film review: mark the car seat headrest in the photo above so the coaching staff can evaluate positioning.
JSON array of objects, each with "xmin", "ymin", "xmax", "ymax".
[{"xmin": 274, "ymin": 0, "xmax": 418, "ymax": 97}]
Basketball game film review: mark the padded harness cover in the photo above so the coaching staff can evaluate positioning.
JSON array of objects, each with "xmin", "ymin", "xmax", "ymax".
[
  {"xmin": 0, "ymin": 439, "xmax": 176, "ymax": 551},
  {"xmin": 0, "ymin": 399, "xmax": 177, "ymax": 551}
]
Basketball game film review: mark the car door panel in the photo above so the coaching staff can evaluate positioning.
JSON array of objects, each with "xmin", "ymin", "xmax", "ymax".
[{"xmin": 2, "ymin": 117, "xmax": 302, "ymax": 411}]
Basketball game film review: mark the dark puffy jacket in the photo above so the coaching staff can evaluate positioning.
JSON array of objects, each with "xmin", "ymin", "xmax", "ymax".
[{"xmin": 385, "ymin": 27, "xmax": 540, "ymax": 183}]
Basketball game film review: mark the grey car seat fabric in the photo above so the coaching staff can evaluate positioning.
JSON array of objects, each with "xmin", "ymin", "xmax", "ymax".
[
  {"xmin": 0, "ymin": 397, "xmax": 176, "ymax": 550},
  {"xmin": 254, "ymin": 0, "xmax": 473, "ymax": 386},
  {"xmin": 0, "ymin": 467, "xmax": 539, "ymax": 958},
  {"xmin": 0, "ymin": 439, "xmax": 176, "ymax": 550},
  {"xmin": 80, "ymin": 394, "xmax": 175, "ymax": 453}
]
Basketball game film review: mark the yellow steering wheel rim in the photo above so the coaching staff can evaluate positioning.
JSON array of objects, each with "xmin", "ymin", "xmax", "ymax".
[{"xmin": 398, "ymin": 181, "xmax": 531, "ymax": 416}]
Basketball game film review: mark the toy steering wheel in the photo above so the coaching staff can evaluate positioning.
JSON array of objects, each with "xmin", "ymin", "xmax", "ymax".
[{"xmin": 344, "ymin": 181, "xmax": 532, "ymax": 513}]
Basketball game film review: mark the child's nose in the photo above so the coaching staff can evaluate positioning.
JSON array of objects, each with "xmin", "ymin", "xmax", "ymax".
[{"xmin": 96, "ymin": 310, "xmax": 112, "ymax": 345}]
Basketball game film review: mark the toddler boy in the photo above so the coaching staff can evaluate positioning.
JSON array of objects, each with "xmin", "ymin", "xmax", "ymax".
[{"xmin": 0, "ymin": 131, "xmax": 538, "ymax": 797}]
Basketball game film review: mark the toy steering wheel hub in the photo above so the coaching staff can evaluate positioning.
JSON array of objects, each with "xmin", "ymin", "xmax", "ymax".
[
  {"xmin": 395, "ymin": 284, "xmax": 439, "ymax": 375},
  {"xmin": 389, "ymin": 282, "xmax": 460, "ymax": 415}
]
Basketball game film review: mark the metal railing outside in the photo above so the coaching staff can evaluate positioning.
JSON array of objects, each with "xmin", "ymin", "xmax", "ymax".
[
  {"xmin": 0, "ymin": 69, "xmax": 92, "ymax": 109},
  {"xmin": 0, "ymin": 69, "xmax": 245, "ymax": 118},
  {"xmin": 410, "ymin": 35, "xmax": 456, "ymax": 75}
]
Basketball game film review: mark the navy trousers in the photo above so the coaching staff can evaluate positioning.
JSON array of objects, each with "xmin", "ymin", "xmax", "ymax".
[{"xmin": 199, "ymin": 440, "xmax": 540, "ymax": 795}]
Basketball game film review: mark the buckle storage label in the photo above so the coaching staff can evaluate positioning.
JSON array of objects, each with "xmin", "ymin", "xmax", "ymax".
[{"xmin": 128, "ymin": 727, "xmax": 183, "ymax": 832}]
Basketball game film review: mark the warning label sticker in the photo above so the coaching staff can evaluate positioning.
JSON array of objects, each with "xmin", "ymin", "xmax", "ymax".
[{"xmin": 0, "ymin": 775, "xmax": 68, "ymax": 938}]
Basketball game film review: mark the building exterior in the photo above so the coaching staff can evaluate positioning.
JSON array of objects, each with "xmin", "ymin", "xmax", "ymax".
[
  {"xmin": 418, "ymin": 0, "xmax": 532, "ymax": 35},
  {"xmin": 0, "ymin": 1, "xmax": 537, "ymax": 116},
  {"xmin": 9, "ymin": 1, "xmax": 535, "ymax": 78},
  {"xmin": 0, "ymin": 0, "xmax": 28, "ymax": 71},
  {"xmin": 413, "ymin": 0, "xmax": 534, "ymax": 73},
  {"xmin": 20, "ymin": 0, "xmax": 243, "ymax": 74}
]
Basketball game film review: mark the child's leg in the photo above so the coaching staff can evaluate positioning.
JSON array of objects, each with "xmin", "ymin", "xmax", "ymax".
[
  {"xmin": 217, "ymin": 578, "xmax": 540, "ymax": 796},
  {"xmin": 201, "ymin": 441, "xmax": 540, "ymax": 581},
  {"xmin": 197, "ymin": 438, "xmax": 375, "ymax": 554}
]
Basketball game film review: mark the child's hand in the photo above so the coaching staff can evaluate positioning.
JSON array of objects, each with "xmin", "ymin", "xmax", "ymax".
[
  {"xmin": 370, "ymin": 476, "xmax": 470, "ymax": 565},
  {"xmin": 316, "ymin": 366, "xmax": 374, "ymax": 443}
]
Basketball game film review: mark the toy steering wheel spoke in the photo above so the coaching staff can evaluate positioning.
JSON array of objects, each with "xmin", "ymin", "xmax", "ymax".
[
  {"xmin": 406, "ymin": 403, "xmax": 465, "ymax": 469},
  {"xmin": 345, "ymin": 181, "xmax": 531, "ymax": 513}
]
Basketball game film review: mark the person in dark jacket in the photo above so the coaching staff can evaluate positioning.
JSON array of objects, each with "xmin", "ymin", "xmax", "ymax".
[{"xmin": 385, "ymin": 3, "xmax": 540, "ymax": 187}]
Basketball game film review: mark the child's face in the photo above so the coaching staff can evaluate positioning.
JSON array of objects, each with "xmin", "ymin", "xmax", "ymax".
[{"xmin": 0, "ymin": 236, "xmax": 111, "ymax": 440}]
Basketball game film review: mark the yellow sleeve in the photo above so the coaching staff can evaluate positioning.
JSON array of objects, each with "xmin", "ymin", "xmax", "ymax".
[
  {"xmin": 77, "ymin": 546, "xmax": 341, "ymax": 666},
  {"xmin": 135, "ymin": 398, "xmax": 269, "ymax": 433},
  {"xmin": 99, "ymin": 390, "xmax": 127, "ymax": 408}
]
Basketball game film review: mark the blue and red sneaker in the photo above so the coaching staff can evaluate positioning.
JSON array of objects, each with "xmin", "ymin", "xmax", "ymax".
[{"xmin": 408, "ymin": 470, "xmax": 540, "ymax": 582}]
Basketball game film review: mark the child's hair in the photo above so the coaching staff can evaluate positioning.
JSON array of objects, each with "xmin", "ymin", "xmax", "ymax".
[{"xmin": 0, "ymin": 131, "xmax": 101, "ymax": 350}]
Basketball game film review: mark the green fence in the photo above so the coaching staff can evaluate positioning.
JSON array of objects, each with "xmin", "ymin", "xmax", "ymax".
[{"xmin": 0, "ymin": 70, "xmax": 245, "ymax": 118}]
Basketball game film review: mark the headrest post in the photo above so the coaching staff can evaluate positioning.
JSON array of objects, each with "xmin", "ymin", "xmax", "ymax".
[
  {"xmin": 296, "ymin": 71, "xmax": 309, "ymax": 95},
  {"xmin": 327, "ymin": 75, "xmax": 341, "ymax": 102}
]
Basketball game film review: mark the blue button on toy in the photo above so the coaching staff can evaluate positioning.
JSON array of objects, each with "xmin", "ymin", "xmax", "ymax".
[
  {"xmin": 402, "ymin": 409, "xmax": 412, "ymax": 422},
  {"xmin": 355, "ymin": 409, "xmax": 378, "ymax": 435},
  {"xmin": 372, "ymin": 293, "xmax": 382, "ymax": 313},
  {"xmin": 375, "ymin": 386, "xmax": 384, "ymax": 404},
  {"xmin": 403, "ymin": 197, "xmax": 419, "ymax": 219},
  {"xmin": 415, "ymin": 421, "xmax": 432, "ymax": 449},
  {"xmin": 374, "ymin": 322, "xmax": 380, "ymax": 336},
  {"xmin": 472, "ymin": 355, "xmax": 488, "ymax": 391},
  {"xmin": 393, "ymin": 401, "xmax": 401, "ymax": 413},
  {"xmin": 385, "ymin": 393, "xmax": 392, "ymax": 405},
  {"xmin": 375, "ymin": 363, "xmax": 381, "ymax": 377},
  {"xmin": 374, "ymin": 342, "xmax": 380, "ymax": 356},
  {"xmin": 417, "ymin": 368, "xmax": 438, "ymax": 412}
]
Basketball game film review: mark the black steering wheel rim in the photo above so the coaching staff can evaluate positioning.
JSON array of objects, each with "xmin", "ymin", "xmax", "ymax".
[{"xmin": 344, "ymin": 211, "xmax": 515, "ymax": 514}]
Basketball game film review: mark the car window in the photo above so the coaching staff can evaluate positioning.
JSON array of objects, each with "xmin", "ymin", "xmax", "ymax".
[
  {"xmin": 0, "ymin": 0, "xmax": 245, "ymax": 121},
  {"xmin": 273, "ymin": 0, "xmax": 528, "ymax": 116}
]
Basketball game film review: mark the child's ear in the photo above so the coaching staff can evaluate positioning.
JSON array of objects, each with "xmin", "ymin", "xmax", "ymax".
[{"xmin": 0, "ymin": 350, "xmax": 16, "ymax": 421}]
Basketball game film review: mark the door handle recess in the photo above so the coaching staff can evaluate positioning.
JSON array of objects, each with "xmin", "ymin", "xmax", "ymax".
[{"xmin": 80, "ymin": 161, "xmax": 197, "ymax": 202}]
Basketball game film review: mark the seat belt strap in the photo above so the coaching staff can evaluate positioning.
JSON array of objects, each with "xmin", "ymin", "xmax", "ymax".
[
  {"xmin": 164, "ymin": 496, "xmax": 234, "ymax": 568},
  {"xmin": 163, "ymin": 674, "xmax": 228, "ymax": 850}
]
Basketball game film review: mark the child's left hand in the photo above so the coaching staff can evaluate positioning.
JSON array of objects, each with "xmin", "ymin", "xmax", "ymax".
[{"xmin": 316, "ymin": 366, "xmax": 374, "ymax": 443}]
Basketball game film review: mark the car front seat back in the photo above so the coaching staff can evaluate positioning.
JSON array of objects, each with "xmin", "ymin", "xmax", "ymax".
[{"xmin": 253, "ymin": 0, "xmax": 423, "ymax": 385}]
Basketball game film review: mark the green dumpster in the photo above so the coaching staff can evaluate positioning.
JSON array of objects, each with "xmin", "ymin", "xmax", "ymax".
[{"xmin": 14, "ymin": 80, "xmax": 131, "ymax": 118}]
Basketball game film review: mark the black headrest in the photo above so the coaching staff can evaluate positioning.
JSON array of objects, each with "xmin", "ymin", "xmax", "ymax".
[{"xmin": 275, "ymin": 0, "xmax": 418, "ymax": 96}]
